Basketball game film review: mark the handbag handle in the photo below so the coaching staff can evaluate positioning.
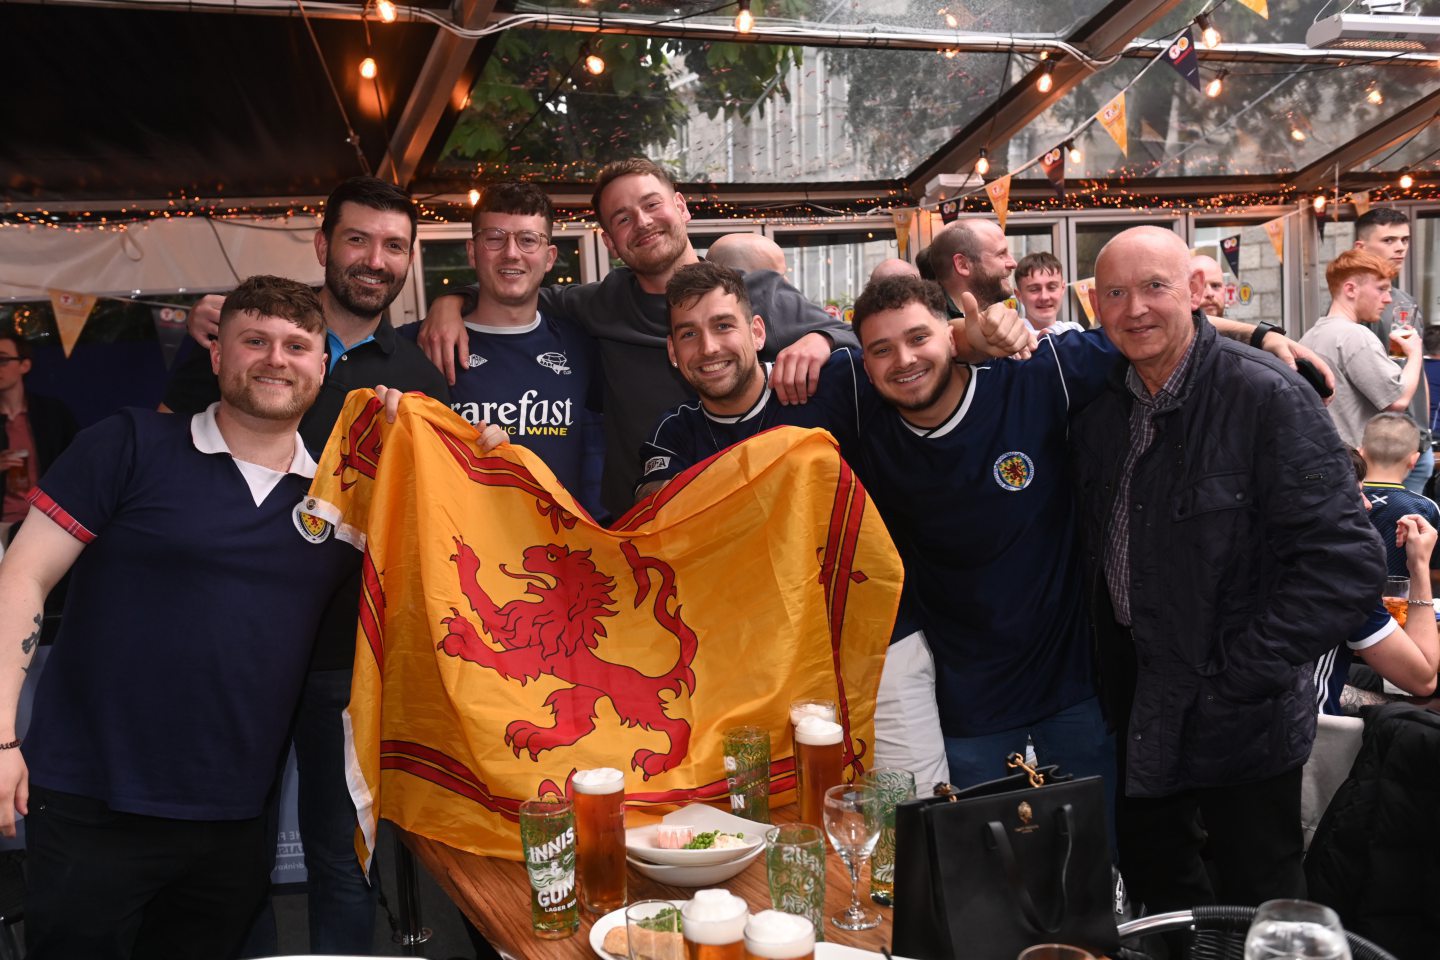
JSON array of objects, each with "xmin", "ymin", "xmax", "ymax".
[{"xmin": 983, "ymin": 802, "xmax": 1075, "ymax": 935}]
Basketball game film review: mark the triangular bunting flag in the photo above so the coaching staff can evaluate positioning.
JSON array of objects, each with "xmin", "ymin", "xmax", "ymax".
[
  {"xmin": 1263, "ymin": 217, "xmax": 1285, "ymax": 261},
  {"xmin": 939, "ymin": 199, "xmax": 960, "ymax": 224},
  {"xmin": 1072, "ymin": 277, "xmax": 1096, "ymax": 327},
  {"xmin": 1039, "ymin": 146, "xmax": 1066, "ymax": 197},
  {"xmin": 1220, "ymin": 235, "xmax": 1241, "ymax": 277},
  {"xmin": 1316, "ymin": 213, "xmax": 1326, "ymax": 239},
  {"xmin": 48, "ymin": 289, "xmax": 97, "ymax": 358},
  {"xmin": 1353, "ymin": 190, "xmax": 1371, "ymax": 217},
  {"xmin": 1164, "ymin": 29, "xmax": 1203, "ymax": 91},
  {"xmin": 1097, "ymin": 92, "xmax": 1128, "ymax": 156},
  {"xmin": 891, "ymin": 208, "xmax": 915, "ymax": 260},
  {"xmin": 152, "ymin": 305, "xmax": 191, "ymax": 369},
  {"xmin": 985, "ymin": 175, "xmax": 1012, "ymax": 230},
  {"xmin": 1236, "ymin": 0, "xmax": 1268, "ymax": 18}
]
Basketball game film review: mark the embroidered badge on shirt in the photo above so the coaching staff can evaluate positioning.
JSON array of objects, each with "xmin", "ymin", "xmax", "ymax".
[
  {"xmin": 537, "ymin": 351, "xmax": 571, "ymax": 375},
  {"xmin": 293, "ymin": 500, "xmax": 333, "ymax": 543},
  {"xmin": 467, "ymin": 354, "xmax": 487, "ymax": 369},
  {"xmin": 644, "ymin": 456, "xmax": 671, "ymax": 476},
  {"xmin": 993, "ymin": 452, "xmax": 1035, "ymax": 492}
]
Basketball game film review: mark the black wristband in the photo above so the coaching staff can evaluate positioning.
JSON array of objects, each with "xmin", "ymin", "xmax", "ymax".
[{"xmin": 1250, "ymin": 321, "xmax": 1284, "ymax": 349}]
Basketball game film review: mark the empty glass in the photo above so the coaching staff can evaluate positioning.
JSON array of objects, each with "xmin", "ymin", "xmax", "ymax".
[
  {"xmin": 821, "ymin": 783, "xmax": 882, "ymax": 930},
  {"xmin": 1243, "ymin": 899, "xmax": 1352, "ymax": 960}
]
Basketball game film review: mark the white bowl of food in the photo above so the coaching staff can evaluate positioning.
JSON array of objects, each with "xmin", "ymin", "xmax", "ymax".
[{"xmin": 624, "ymin": 822, "xmax": 763, "ymax": 866}]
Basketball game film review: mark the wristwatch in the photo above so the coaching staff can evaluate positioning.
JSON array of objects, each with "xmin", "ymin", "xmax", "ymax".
[{"xmin": 1249, "ymin": 321, "xmax": 1285, "ymax": 349}]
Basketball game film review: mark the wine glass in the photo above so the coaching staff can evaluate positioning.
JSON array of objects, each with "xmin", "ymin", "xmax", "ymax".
[
  {"xmin": 822, "ymin": 783, "xmax": 883, "ymax": 930},
  {"xmin": 1243, "ymin": 899, "xmax": 1352, "ymax": 960}
]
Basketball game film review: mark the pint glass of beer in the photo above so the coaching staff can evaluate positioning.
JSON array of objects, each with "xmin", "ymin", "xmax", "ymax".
[
  {"xmin": 1384, "ymin": 576, "xmax": 1410, "ymax": 627},
  {"xmin": 681, "ymin": 889, "xmax": 748, "ymax": 960},
  {"xmin": 573, "ymin": 766, "xmax": 627, "ymax": 914},
  {"xmin": 743, "ymin": 910, "xmax": 815, "ymax": 960},
  {"xmin": 793, "ymin": 715, "xmax": 843, "ymax": 828},
  {"xmin": 518, "ymin": 795, "xmax": 579, "ymax": 939}
]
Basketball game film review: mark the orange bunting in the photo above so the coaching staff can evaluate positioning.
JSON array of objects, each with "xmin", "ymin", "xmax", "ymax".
[
  {"xmin": 984, "ymin": 176, "xmax": 1012, "ymax": 230},
  {"xmin": 1071, "ymin": 277, "xmax": 1097, "ymax": 327},
  {"xmin": 47, "ymin": 290, "xmax": 97, "ymax": 358},
  {"xmin": 1263, "ymin": 217, "xmax": 1286, "ymax": 261},
  {"xmin": 1097, "ymin": 92, "xmax": 1128, "ymax": 156}
]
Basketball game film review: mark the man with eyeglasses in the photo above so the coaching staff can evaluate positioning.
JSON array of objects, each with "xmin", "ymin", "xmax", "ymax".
[
  {"xmin": 400, "ymin": 181, "xmax": 604, "ymax": 517},
  {"xmin": 0, "ymin": 330, "xmax": 78, "ymax": 547}
]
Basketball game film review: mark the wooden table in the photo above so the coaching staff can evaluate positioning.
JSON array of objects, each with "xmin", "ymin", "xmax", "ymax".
[{"xmin": 401, "ymin": 806, "xmax": 893, "ymax": 959}]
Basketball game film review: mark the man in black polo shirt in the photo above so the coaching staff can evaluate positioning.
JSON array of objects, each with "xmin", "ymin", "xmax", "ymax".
[{"xmin": 165, "ymin": 177, "xmax": 448, "ymax": 954}]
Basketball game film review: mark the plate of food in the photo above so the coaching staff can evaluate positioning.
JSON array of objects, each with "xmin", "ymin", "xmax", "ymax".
[
  {"xmin": 589, "ymin": 899, "xmax": 686, "ymax": 960},
  {"xmin": 625, "ymin": 803, "xmax": 768, "ymax": 866},
  {"xmin": 626, "ymin": 840, "xmax": 765, "ymax": 886}
]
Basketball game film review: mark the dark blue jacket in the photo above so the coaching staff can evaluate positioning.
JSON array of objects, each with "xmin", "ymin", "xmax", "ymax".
[{"xmin": 1071, "ymin": 317, "xmax": 1384, "ymax": 797}]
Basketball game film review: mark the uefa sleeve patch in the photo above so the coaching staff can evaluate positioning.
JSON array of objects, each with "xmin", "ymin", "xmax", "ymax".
[
  {"xmin": 643, "ymin": 456, "xmax": 671, "ymax": 476},
  {"xmin": 293, "ymin": 500, "xmax": 334, "ymax": 543},
  {"xmin": 993, "ymin": 452, "xmax": 1035, "ymax": 492}
]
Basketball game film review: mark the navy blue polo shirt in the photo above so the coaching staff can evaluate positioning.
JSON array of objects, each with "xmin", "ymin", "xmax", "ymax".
[
  {"xmin": 25, "ymin": 406, "xmax": 357, "ymax": 820},
  {"xmin": 1362, "ymin": 482, "xmax": 1440, "ymax": 578},
  {"xmin": 848, "ymin": 332, "xmax": 1121, "ymax": 736}
]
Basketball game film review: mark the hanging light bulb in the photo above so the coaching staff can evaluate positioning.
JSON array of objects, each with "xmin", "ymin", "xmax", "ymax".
[
  {"xmin": 975, "ymin": 148, "xmax": 990, "ymax": 176},
  {"xmin": 734, "ymin": 0, "xmax": 754, "ymax": 33},
  {"xmin": 1399, "ymin": 173, "xmax": 1415, "ymax": 189},
  {"xmin": 1312, "ymin": 195, "xmax": 1327, "ymax": 214},
  {"xmin": 1367, "ymin": 87, "xmax": 1384, "ymax": 105},
  {"xmin": 1036, "ymin": 60, "xmax": 1055, "ymax": 93},
  {"xmin": 1290, "ymin": 127, "xmax": 1306, "ymax": 142},
  {"xmin": 359, "ymin": 57, "xmax": 378, "ymax": 79},
  {"xmin": 584, "ymin": 50, "xmax": 606, "ymax": 74},
  {"xmin": 942, "ymin": 48, "xmax": 959, "ymax": 58},
  {"xmin": 468, "ymin": 188, "xmax": 481, "ymax": 206},
  {"xmin": 375, "ymin": 0, "xmax": 397, "ymax": 22},
  {"xmin": 1197, "ymin": 13, "xmax": 1220, "ymax": 49},
  {"xmin": 1065, "ymin": 140, "xmax": 1081, "ymax": 164},
  {"xmin": 1205, "ymin": 68, "xmax": 1227, "ymax": 99}
]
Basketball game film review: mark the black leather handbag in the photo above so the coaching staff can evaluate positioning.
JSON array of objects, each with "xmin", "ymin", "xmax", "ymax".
[{"xmin": 891, "ymin": 756, "xmax": 1118, "ymax": 960}]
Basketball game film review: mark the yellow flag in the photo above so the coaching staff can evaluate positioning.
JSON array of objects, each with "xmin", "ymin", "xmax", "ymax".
[
  {"xmin": 1236, "ymin": 0, "xmax": 1268, "ymax": 18},
  {"xmin": 1263, "ymin": 217, "xmax": 1285, "ymax": 261},
  {"xmin": 984, "ymin": 176, "xmax": 1012, "ymax": 230},
  {"xmin": 891, "ymin": 208, "xmax": 914, "ymax": 260},
  {"xmin": 1353, "ymin": 190, "xmax": 1371, "ymax": 217},
  {"xmin": 47, "ymin": 290, "xmax": 96, "ymax": 358},
  {"xmin": 1072, "ymin": 277, "xmax": 1097, "ymax": 326},
  {"xmin": 306, "ymin": 394, "xmax": 902, "ymax": 865},
  {"xmin": 1097, "ymin": 92, "xmax": 1128, "ymax": 156}
]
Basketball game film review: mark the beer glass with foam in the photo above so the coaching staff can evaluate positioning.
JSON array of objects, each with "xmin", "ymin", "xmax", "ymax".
[
  {"xmin": 573, "ymin": 766, "xmax": 626, "ymax": 914},
  {"xmin": 744, "ymin": 910, "xmax": 815, "ymax": 960},
  {"xmin": 793, "ymin": 714, "xmax": 843, "ymax": 828},
  {"xmin": 681, "ymin": 889, "xmax": 748, "ymax": 960}
]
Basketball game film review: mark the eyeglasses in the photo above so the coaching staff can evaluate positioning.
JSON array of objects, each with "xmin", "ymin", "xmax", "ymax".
[
  {"xmin": 474, "ymin": 228, "xmax": 549, "ymax": 254},
  {"xmin": 0, "ymin": 357, "xmax": 23, "ymax": 366}
]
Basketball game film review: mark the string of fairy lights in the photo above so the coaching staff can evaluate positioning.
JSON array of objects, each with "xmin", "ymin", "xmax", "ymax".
[{"xmin": 4, "ymin": 0, "xmax": 1438, "ymax": 233}]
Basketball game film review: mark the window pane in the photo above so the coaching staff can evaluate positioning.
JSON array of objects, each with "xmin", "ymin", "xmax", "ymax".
[
  {"xmin": 1194, "ymin": 222, "xmax": 1288, "ymax": 325},
  {"xmin": 775, "ymin": 229, "xmax": 897, "ymax": 309}
]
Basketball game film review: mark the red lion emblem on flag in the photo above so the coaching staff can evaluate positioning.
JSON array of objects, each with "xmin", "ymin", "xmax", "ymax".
[{"xmin": 439, "ymin": 538, "xmax": 699, "ymax": 779}]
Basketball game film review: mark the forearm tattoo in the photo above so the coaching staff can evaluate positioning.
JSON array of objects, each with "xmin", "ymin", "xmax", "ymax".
[{"xmin": 20, "ymin": 614, "xmax": 39, "ymax": 656}]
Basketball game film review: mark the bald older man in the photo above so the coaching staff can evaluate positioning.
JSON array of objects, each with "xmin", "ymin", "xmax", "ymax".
[
  {"xmin": 869, "ymin": 258, "xmax": 920, "ymax": 283},
  {"xmin": 705, "ymin": 233, "xmax": 788, "ymax": 276},
  {"xmin": 1070, "ymin": 227, "xmax": 1382, "ymax": 913},
  {"xmin": 1191, "ymin": 254, "xmax": 1226, "ymax": 317}
]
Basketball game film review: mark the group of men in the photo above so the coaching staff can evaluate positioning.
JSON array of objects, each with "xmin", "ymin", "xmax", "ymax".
[{"xmin": 0, "ymin": 152, "xmax": 1425, "ymax": 958}]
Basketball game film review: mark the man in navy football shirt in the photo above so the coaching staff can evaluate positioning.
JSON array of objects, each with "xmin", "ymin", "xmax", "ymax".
[
  {"xmin": 0, "ymin": 276, "xmax": 356, "ymax": 959},
  {"xmin": 401, "ymin": 181, "xmax": 605, "ymax": 517}
]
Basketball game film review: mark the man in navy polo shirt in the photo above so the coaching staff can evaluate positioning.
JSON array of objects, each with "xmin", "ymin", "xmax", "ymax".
[
  {"xmin": 170, "ymin": 177, "xmax": 450, "ymax": 954},
  {"xmin": 0, "ymin": 275, "xmax": 356, "ymax": 959}
]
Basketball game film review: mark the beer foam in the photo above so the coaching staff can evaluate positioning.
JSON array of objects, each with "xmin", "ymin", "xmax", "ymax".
[
  {"xmin": 745, "ymin": 910, "xmax": 815, "ymax": 957},
  {"xmin": 789, "ymin": 701, "xmax": 836, "ymax": 725},
  {"xmin": 571, "ymin": 767, "xmax": 625, "ymax": 794},
  {"xmin": 794, "ymin": 715, "xmax": 842, "ymax": 746},
  {"xmin": 682, "ymin": 889, "xmax": 748, "ymax": 943}
]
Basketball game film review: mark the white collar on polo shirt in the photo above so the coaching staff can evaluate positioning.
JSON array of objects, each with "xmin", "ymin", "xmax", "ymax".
[{"xmin": 191, "ymin": 402, "xmax": 318, "ymax": 507}]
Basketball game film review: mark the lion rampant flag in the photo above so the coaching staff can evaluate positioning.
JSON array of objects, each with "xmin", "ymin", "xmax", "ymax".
[{"xmin": 305, "ymin": 392, "xmax": 903, "ymax": 865}]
